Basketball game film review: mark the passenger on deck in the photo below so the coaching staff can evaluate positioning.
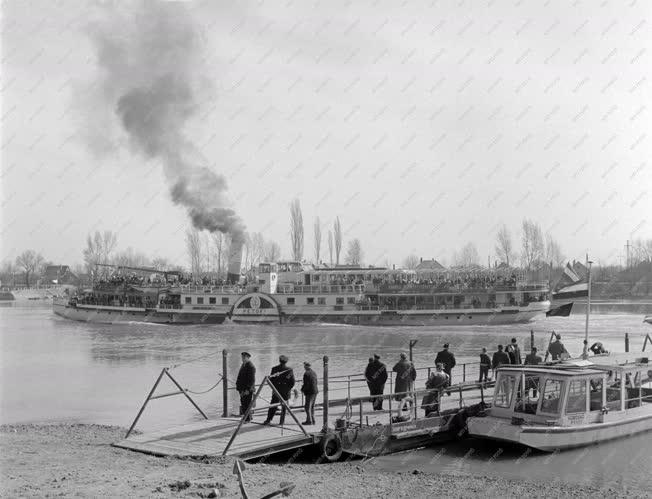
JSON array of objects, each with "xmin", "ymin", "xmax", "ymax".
[
  {"xmin": 365, "ymin": 354, "xmax": 388, "ymax": 411},
  {"xmin": 524, "ymin": 347, "xmax": 542, "ymax": 366},
  {"xmin": 422, "ymin": 363, "xmax": 449, "ymax": 416},
  {"xmin": 392, "ymin": 353, "xmax": 416, "ymax": 401},
  {"xmin": 548, "ymin": 334, "xmax": 569, "ymax": 361},
  {"xmin": 434, "ymin": 343, "xmax": 456, "ymax": 386},
  {"xmin": 492, "ymin": 345, "xmax": 511, "ymax": 378},
  {"xmin": 263, "ymin": 355, "xmax": 295, "ymax": 426},
  {"xmin": 478, "ymin": 348, "xmax": 491, "ymax": 383},
  {"xmin": 235, "ymin": 352, "xmax": 256, "ymax": 422},
  {"xmin": 589, "ymin": 342, "xmax": 608, "ymax": 355},
  {"xmin": 505, "ymin": 338, "xmax": 522, "ymax": 364},
  {"xmin": 300, "ymin": 362, "xmax": 318, "ymax": 425}
]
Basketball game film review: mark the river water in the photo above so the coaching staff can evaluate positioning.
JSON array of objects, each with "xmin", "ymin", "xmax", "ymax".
[{"xmin": 1, "ymin": 302, "xmax": 651, "ymax": 490}]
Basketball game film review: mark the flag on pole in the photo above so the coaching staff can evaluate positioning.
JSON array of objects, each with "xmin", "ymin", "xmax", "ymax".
[{"xmin": 563, "ymin": 262, "xmax": 581, "ymax": 283}]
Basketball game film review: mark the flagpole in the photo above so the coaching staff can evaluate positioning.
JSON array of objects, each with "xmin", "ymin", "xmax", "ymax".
[{"xmin": 582, "ymin": 255, "xmax": 593, "ymax": 359}]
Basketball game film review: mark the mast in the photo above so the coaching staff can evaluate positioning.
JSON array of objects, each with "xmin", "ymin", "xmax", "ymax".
[{"xmin": 582, "ymin": 254, "xmax": 593, "ymax": 359}]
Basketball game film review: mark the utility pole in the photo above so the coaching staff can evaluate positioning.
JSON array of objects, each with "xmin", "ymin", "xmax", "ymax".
[{"xmin": 625, "ymin": 240, "xmax": 631, "ymax": 269}]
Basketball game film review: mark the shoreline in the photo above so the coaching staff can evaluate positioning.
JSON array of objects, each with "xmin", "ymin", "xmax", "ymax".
[{"xmin": 1, "ymin": 423, "xmax": 647, "ymax": 498}]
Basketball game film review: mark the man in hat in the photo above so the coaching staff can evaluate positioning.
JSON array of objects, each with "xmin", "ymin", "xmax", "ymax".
[
  {"xmin": 492, "ymin": 345, "xmax": 511, "ymax": 376},
  {"xmin": 524, "ymin": 347, "xmax": 543, "ymax": 397},
  {"xmin": 434, "ymin": 343, "xmax": 456, "ymax": 387},
  {"xmin": 478, "ymin": 347, "xmax": 491, "ymax": 383},
  {"xmin": 235, "ymin": 352, "xmax": 256, "ymax": 422},
  {"xmin": 548, "ymin": 333, "xmax": 568, "ymax": 361},
  {"xmin": 300, "ymin": 361, "xmax": 319, "ymax": 425},
  {"xmin": 505, "ymin": 337, "xmax": 522, "ymax": 365},
  {"xmin": 524, "ymin": 347, "xmax": 542, "ymax": 366},
  {"xmin": 365, "ymin": 354, "xmax": 388, "ymax": 410},
  {"xmin": 392, "ymin": 353, "xmax": 416, "ymax": 401},
  {"xmin": 264, "ymin": 355, "xmax": 295, "ymax": 425}
]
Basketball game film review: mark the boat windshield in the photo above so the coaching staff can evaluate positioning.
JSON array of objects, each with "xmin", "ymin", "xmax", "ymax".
[
  {"xmin": 494, "ymin": 373, "xmax": 518, "ymax": 408},
  {"xmin": 540, "ymin": 378, "xmax": 563, "ymax": 414}
]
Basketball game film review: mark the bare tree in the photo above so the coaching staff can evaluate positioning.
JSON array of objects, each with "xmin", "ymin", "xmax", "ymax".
[
  {"xmin": 83, "ymin": 230, "xmax": 117, "ymax": 279},
  {"xmin": 521, "ymin": 219, "xmax": 544, "ymax": 270},
  {"xmin": 290, "ymin": 199, "xmax": 304, "ymax": 261},
  {"xmin": 631, "ymin": 238, "xmax": 652, "ymax": 264},
  {"xmin": 264, "ymin": 240, "xmax": 281, "ymax": 262},
  {"xmin": 495, "ymin": 225, "xmax": 514, "ymax": 267},
  {"xmin": 313, "ymin": 217, "xmax": 322, "ymax": 264},
  {"xmin": 327, "ymin": 230, "xmax": 333, "ymax": 266},
  {"xmin": 151, "ymin": 257, "xmax": 171, "ymax": 271},
  {"xmin": 544, "ymin": 233, "xmax": 565, "ymax": 268},
  {"xmin": 113, "ymin": 248, "xmax": 150, "ymax": 268},
  {"xmin": 333, "ymin": 217, "xmax": 342, "ymax": 265},
  {"xmin": 345, "ymin": 238, "xmax": 363, "ymax": 265},
  {"xmin": 455, "ymin": 242, "xmax": 480, "ymax": 267},
  {"xmin": 15, "ymin": 250, "xmax": 44, "ymax": 287},
  {"xmin": 185, "ymin": 228, "xmax": 203, "ymax": 276},
  {"xmin": 101, "ymin": 230, "xmax": 117, "ymax": 271},
  {"xmin": 250, "ymin": 232, "xmax": 266, "ymax": 270},
  {"xmin": 403, "ymin": 254, "xmax": 420, "ymax": 270}
]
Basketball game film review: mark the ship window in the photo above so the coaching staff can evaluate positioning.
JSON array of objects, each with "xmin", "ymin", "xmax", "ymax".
[
  {"xmin": 566, "ymin": 379, "xmax": 587, "ymax": 413},
  {"xmin": 515, "ymin": 374, "xmax": 540, "ymax": 414},
  {"xmin": 209, "ymin": 297, "xmax": 216, "ymax": 304},
  {"xmin": 307, "ymin": 297, "xmax": 314, "ymax": 304},
  {"xmin": 494, "ymin": 373, "xmax": 517, "ymax": 408},
  {"xmin": 336, "ymin": 297, "xmax": 344, "ymax": 304},
  {"xmin": 318, "ymin": 297, "xmax": 326, "ymax": 305},
  {"xmin": 197, "ymin": 297, "xmax": 204, "ymax": 305},
  {"xmin": 589, "ymin": 378, "xmax": 604, "ymax": 411},
  {"xmin": 185, "ymin": 297, "xmax": 191, "ymax": 304},
  {"xmin": 287, "ymin": 297, "xmax": 295, "ymax": 305},
  {"xmin": 541, "ymin": 379, "xmax": 563, "ymax": 414},
  {"xmin": 347, "ymin": 297, "xmax": 355, "ymax": 304},
  {"xmin": 222, "ymin": 297, "xmax": 229, "ymax": 305}
]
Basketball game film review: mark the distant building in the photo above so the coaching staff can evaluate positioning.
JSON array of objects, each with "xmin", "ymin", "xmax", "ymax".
[
  {"xmin": 43, "ymin": 265, "xmax": 79, "ymax": 285},
  {"xmin": 415, "ymin": 258, "xmax": 446, "ymax": 272}
]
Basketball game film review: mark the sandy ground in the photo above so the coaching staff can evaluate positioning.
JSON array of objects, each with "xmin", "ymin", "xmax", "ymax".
[{"xmin": 0, "ymin": 423, "xmax": 648, "ymax": 498}]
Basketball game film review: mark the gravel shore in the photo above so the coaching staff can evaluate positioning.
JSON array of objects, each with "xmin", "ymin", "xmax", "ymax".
[{"xmin": 0, "ymin": 423, "xmax": 647, "ymax": 498}]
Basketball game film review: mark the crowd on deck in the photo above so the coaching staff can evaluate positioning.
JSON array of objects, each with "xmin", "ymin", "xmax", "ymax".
[{"xmin": 371, "ymin": 273, "xmax": 520, "ymax": 291}]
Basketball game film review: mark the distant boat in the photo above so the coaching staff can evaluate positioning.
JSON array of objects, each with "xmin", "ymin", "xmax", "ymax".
[{"xmin": 644, "ymin": 315, "xmax": 652, "ymax": 325}]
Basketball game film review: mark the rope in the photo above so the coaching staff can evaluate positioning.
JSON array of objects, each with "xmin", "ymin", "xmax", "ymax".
[
  {"xmin": 169, "ymin": 350, "xmax": 222, "ymax": 370},
  {"xmin": 185, "ymin": 377, "xmax": 223, "ymax": 395}
]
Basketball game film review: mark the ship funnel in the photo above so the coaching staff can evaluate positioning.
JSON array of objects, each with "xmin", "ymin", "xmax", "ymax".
[{"xmin": 227, "ymin": 240, "xmax": 243, "ymax": 284}]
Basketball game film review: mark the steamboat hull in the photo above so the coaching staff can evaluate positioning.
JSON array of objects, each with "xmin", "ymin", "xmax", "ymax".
[{"xmin": 53, "ymin": 300, "xmax": 226, "ymax": 325}]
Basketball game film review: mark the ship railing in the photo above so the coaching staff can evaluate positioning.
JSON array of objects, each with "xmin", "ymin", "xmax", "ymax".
[
  {"xmin": 275, "ymin": 284, "xmax": 365, "ymax": 294},
  {"xmin": 176, "ymin": 285, "xmax": 245, "ymax": 294},
  {"xmin": 157, "ymin": 304, "xmax": 183, "ymax": 310},
  {"xmin": 373, "ymin": 283, "xmax": 547, "ymax": 294}
]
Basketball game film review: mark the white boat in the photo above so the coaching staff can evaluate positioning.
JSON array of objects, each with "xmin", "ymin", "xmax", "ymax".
[{"xmin": 466, "ymin": 355, "xmax": 652, "ymax": 451}]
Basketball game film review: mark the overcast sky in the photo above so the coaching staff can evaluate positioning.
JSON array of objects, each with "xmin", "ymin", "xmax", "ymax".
[{"xmin": 2, "ymin": 0, "xmax": 651, "ymax": 268}]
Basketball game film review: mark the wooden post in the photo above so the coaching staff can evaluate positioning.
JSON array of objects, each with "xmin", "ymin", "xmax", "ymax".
[
  {"xmin": 463, "ymin": 364, "xmax": 466, "ymax": 383},
  {"xmin": 644, "ymin": 333, "xmax": 652, "ymax": 352},
  {"xmin": 409, "ymin": 340, "xmax": 418, "ymax": 361},
  {"xmin": 222, "ymin": 349, "xmax": 229, "ymax": 417},
  {"xmin": 222, "ymin": 380, "xmax": 267, "ymax": 456},
  {"xmin": 125, "ymin": 368, "xmax": 166, "ymax": 438},
  {"xmin": 543, "ymin": 331, "xmax": 556, "ymax": 362},
  {"xmin": 625, "ymin": 333, "xmax": 630, "ymax": 353},
  {"xmin": 530, "ymin": 330, "xmax": 535, "ymax": 350},
  {"xmin": 322, "ymin": 356, "xmax": 329, "ymax": 432}
]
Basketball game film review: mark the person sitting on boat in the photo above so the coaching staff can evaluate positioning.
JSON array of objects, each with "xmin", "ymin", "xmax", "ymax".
[
  {"xmin": 478, "ymin": 348, "xmax": 491, "ymax": 383},
  {"xmin": 505, "ymin": 338, "xmax": 522, "ymax": 365},
  {"xmin": 434, "ymin": 343, "xmax": 456, "ymax": 386},
  {"xmin": 547, "ymin": 334, "xmax": 569, "ymax": 361},
  {"xmin": 392, "ymin": 353, "xmax": 416, "ymax": 401},
  {"xmin": 263, "ymin": 355, "xmax": 295, "ymax": 426},
  {"xmin": 589, "ymin": 342, "xmax": 609, "ymax": 355},
  {"xmin": 422, "ymin": 364, "xmax": 449, "ymax": 416}
]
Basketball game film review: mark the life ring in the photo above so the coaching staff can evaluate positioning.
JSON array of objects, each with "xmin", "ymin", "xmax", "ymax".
[
  {"xmin": 320, "ymin": 432, "xmax": 343, "ymax": 462},
  {"xmin": 394, "ymin": 397, "xmax": 414, "ymax": 422}
]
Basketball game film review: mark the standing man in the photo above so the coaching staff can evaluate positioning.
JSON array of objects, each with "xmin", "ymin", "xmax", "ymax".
[
  {"xmin": 235, "ymin": 352, "xmax": 256, "ymax": 422},
  {"xmin": 492, "ymin": 345, "xmax": 511, "ymax": 376},
  {"xmin": 365, "ymin": 354, "xmax": 388, "ymax": 410},
  {"xmin": 524, "ymin": 347, "xmax": 543, "ymax": 397},
  {"xmin": 524, "ymin": 347, "xmax": 542, "ymax": 366},
  {"xmin": 392, "ymin": 353, "xmax": 416, "ymax": 400},
  {"xmin": 263, "ymin": 355, "xmax": 295, "ymax": 425},
  {"xmin": 478, "ymin": 347, "xmax": 491, "ymax": 383},
  {"xmin": 505, "ymin": 338, "xmax": 522, "ymax": 365},
  {"xmin": 435, "ymin": 343, "xmax": 456, "ymax": 386},
  {"xmin": 300, "ymin": 361, "xmax": 318, "ymax": 425},
  {"xmin": 548, "ymin": 333, "xmax": 568, "ymax": 361}
]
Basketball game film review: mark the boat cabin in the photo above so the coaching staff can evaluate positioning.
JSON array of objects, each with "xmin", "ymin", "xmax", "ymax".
[{"xmin": 491, "ymin": 361, "xmax": 652, "ymax": 426}]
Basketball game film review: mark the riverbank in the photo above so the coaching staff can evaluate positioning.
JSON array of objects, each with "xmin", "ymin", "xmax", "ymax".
[{"xmin": 1, "ymin": 424, "xmax": 647, "ymax": 498}]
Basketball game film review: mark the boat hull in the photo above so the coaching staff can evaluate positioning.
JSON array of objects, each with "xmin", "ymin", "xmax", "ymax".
[
  {"xmin": 467, "ymin": 411, "xmax": 652, "ymax": 451},
  {"xmin": 53, "ymin": 300, "xmax": 227, "ymax": 325}
]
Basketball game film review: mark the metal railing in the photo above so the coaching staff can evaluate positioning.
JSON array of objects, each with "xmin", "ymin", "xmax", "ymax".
[{"xmin": 275, "ymin": 284, "xmax": 365, "ymax": 294}]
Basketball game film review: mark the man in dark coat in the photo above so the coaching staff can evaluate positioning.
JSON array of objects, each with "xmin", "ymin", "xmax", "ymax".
[
  {"xmin": 235, "ymin": 352, "xmax": 256, "ymax": 422},
  {"xmin": 492, "ymin": 345, "xmax": 511, "ymax": 376},
  {"xmin": 392, "ymin": 353, "xmax": 416, "ymax": 400},
  {"xmin": 505, "ymin": 338, "xmax": 522, "ymax": 364},
  {"xmin": 434, "ymin": 343, "xmax": 456, "ymax": 386},
  {"xmin": 264, "ymin": 355, "xmax": 295, "ymax": 425},
  {"xmin": 548, "ymin": 334, "xmax": 569, "ymax": 361},
  {"xmin": 524, "ymin": 347, "xmax": 543, "ymax": 396},
  {"xmin": 365, "ymin": 354, "xmax": 388, "ymax": 410},
  {"xmin": 300, "ymin": 361, "xmax": 319, "ymax": 425},
  {"xmin": 422, "ymin": 363, "xmax": 449, "ymax": 416},
  {"xmin": 478, "ymin": 348, "xmax": 491, "ymax": 383}
]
